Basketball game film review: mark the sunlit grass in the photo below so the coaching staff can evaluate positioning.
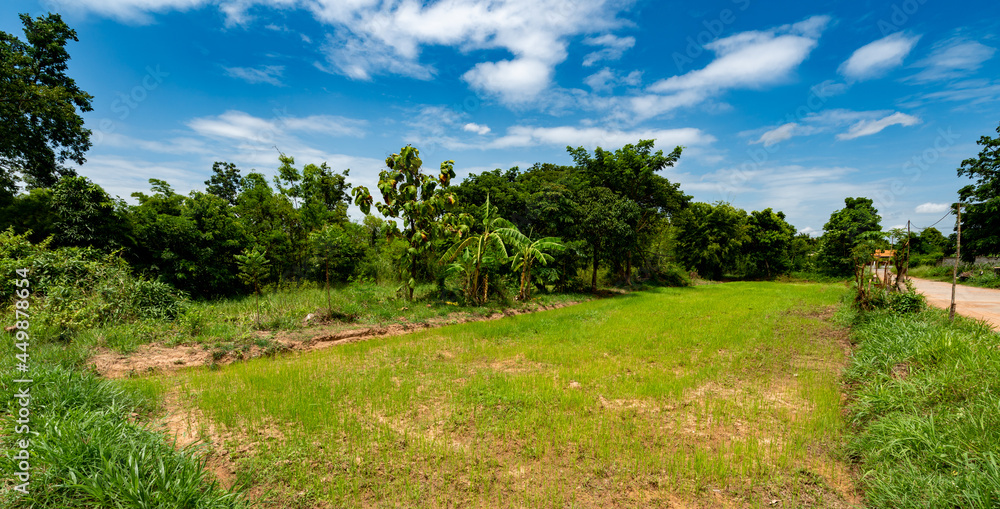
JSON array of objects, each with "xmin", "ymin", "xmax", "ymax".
[
  {"xmin": 134, "ymin": 282, "xmax": 855, "ymax": 507},
  {"xmin": 74, "ymin": 281, "xmax": 590, "ymax": 354}
]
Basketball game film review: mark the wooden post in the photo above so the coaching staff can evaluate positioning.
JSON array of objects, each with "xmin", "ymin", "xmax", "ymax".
[
  {"xmin": 950, "ymin": 202, "xmax": 961, "ymax": 321},
  {"xmin": 904, "ymin": 220, "xmax": 910, "ymax": 284}
]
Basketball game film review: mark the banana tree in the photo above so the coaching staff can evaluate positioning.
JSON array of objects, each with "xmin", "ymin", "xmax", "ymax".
[
  {"xmin": 441, "ymin": 195, "xmax": 523, "ymax": 305},
  {"xmin": 510, "ymin": 236, "xmax": 563, "ymax": 300}
]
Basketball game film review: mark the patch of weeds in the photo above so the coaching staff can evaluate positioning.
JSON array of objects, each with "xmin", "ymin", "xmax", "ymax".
[{"xmin": 845, "ymin": 308, "xmax": 1000, "ymax": 508}]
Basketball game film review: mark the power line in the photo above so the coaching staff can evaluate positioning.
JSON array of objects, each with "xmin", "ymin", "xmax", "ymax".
[{"xmin": 913, "ymin": 209, "xmax": 954, "ymax": 231}]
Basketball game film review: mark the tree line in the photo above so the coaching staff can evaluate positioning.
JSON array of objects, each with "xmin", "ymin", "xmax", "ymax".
[{"xmin": 3, "ymin": 12, "xmax": 999, "ymax": 306}]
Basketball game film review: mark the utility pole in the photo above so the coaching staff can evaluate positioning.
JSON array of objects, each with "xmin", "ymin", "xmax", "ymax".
[{"xmin": 950, "ymin": 202, "xmax": 962, "ymax": 321}]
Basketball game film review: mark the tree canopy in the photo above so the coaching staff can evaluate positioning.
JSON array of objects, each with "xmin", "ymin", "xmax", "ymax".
[
  {"xmin": 957, "ymin": 121, "xmax": 1000, "ymax": 257},
  {"xmin": 0, "ymin": 13, "xmax": 93, "ymax": 197},
  {"xmin": 817, "ymin": 197, "xmax": 882, "ymax": 276}
]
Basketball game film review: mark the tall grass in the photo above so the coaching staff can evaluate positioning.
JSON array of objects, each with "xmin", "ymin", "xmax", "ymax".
[
  {"xmin": 0, "ymin": 355, "xmax": 245, "ymax": 508},
  {"xmin": 138, "ymin": 282, "xmax": 856, "ymax": 507},
  {"xmin": 844, "ymin": 308, "xmax": 1000, "ymax": 507}
]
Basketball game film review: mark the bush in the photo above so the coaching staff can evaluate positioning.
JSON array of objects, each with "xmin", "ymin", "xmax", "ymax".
[
  {"xmin": 2, "ymin": 236, "xmax": 186, "ymax": 340},
  {"xmin": 649, "ymin": 263, "xmax": 691, "ymax": 287}
]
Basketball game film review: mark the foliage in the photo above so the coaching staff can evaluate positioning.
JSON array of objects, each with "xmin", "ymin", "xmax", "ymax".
[
  {"xmin": 309, "ymin": 222, "xmax": 365, "ymax": 311},
  {"xmin": 740, "ymin": 208, "xmax": 796, "ymax": 279},
  {"xmin": 0, "ymin": 13, "xmax": 93, "ymax": 197},
  {"xmin": 0, "ymin": 187, "xmax": 58, "ymax": 243},
  {"xmin": 442, "ymin": 196, "xmax": 523, "ymax": 305},
  {"xmin": 129, "ymin": 181, "xmax": 249, "ymax": 298},
  {"xmin": 510, "ymin": 235, "xmax": 563, "ymax": 300},
  {"xmin": 51, "ymin": 175, "xmax": 122, "ymax": 249},
  {"xmin": 235, "ymin": 245, "xmax": 270, "ymax": 325},
  {"xmin": 817, "ymin": 197, "xmax": 882, "ymax": 276},
  {"xmin": 845, "ymin": 309, "xmax": 1000, "ymax": 508},
  {"xmin": 0, "ymin": 364, "xmax": 244, "ymax": 508},
  {"xmin": 568, "ymin": 139, "xmax": 689, "ymax": 284},
  {"xmin": 675, "ymin": 201, "xmax": 749, "ymax": 280},
  {"xmin": 204, "ymin": 161, "xmax": 243, "ymax": 205},
  {"xmin": 957, "ymin": 121, "xmax": 1000, "ymax": 258},
  {"xmin": 352, "ymin": 145, "xmax": 461, "ymax": 300},
  {"xmin": 578, "ymin": 186, "xmax": 641, "ymax": 289},
  {"xmin": 0, "ymin": 230, "xmax": 184, "ymax": 339}
]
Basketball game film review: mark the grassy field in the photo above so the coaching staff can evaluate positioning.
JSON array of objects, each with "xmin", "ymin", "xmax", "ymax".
[
  {"xmin": 131, "ymin": 281, "xmax": 858, "ymax": 508},
  {"xmin": 75, "ymin": 281, "xmax": 590, "ymax": 356},
  {"xmin": 844, "ymin": 307, "xmax": 1000, "ymax": 508},
  {"xmin": 909, "ymin": 264, "xmax": 1000, "ymax": 289}
]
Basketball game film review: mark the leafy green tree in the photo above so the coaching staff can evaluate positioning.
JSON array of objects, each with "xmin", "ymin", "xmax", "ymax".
[
  {"xmin": 235, "ymin": 246, "xmax": 270, "ymax": 326},
  {"xmin": 51, "ymin": 175, "xmax": 122, "ymax": 249},
  {"xmin": 309, "ymin": 223, "xmax": 365, "ymax": 311},
  {"xmin": 957, "ymin": 121, "xmax": 1000, "ymax": 257},
  {"xmin": 579, "ymin": 186, "xmax": 641, "ymax": 290},
  {"xmin": 675, "ymin": 202, "xmax": 749, "ymax": 280},
  {"xmin": 568, "ymin": 140, "xmax": 688, "ymax": 284},
  {"xmin": 235, "ymin": 171, "xmax": 297, "ymax": 282},
  {"xmin": 0, "ymin": 187, "xmax": 57, "ymax": 242},
  {"xmin": 441, "ymin": 195, "xmax": 522, "ymax": 305},
  {"xmin": 0, "ymin": 13, "xmax": 93, "ymax": 196},
  {"xmin": 352, "ymin": 145, "xmax": 460, "ymax": 301},
  {"xmin": 817, "ymin": 197, "xmax": 882, "ymax": 276},
  {"xmin": 204, "ymin": 161, "xmax": 243, "ymax": 205},
  {"xmin": 789, "ymin": 233, "xmax": 819, "ymax": 272},
  {"xmin": 274, "ymin": 153, "xmax": 303, "ymax": 207},
  {"xmin": 741, "ymin": 208, "xmax": 796, "ymax": 279},
  {"xmin": 300, "ymin": 162, "xmax": 351, "ymax": 230},
  {"xmin": 914, "ymin": 227, "xmax": 947, "ymax": 255},
  {"xmin": 128, "ymin": 180, "xmax": 249, "ymax": 297}
]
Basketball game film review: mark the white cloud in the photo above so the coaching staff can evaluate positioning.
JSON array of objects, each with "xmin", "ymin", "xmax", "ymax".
[
  {"xmin": 915, "ymin": 202, "xmax": 950, "ymax": 214},
  {"xmin": 582, "ymin": 34, "xmax": 635, "ymax": 67},
  {"xmin": 837, "ymin": 112, "xmax": 920, "ymax": 140},
  {"xmin": 839, "ymin": 32, "xmax": 921, "ymax": 82},
  {"xmin": 463, "ymin": 123, "xmax": 491, "ymax": 135},
  {"xmin": 187, "ymin": 110, "xmax": 366, "ymax": 141},
  {"xmin": 486, "ymin": 125, "xmax": 714, "ymax": 149},
  {"xmin": 754, "ymin": 123, "xmax": 799, "ymax": 147},
  {"xmin": 628, "ymin": 16, "xmax": 830, "ymax": 119},
  {"xmin": 54, "ymin": 0, "xmax": 208, "ymax": 24},
  {"xmin": 188, "ymin": 110, "xmax": 276, "ymax": 140},
  {"xmin": 64, "ymin": 0, "xmax": 631, "ymax": 104},
  {"xmin": 223, "ymin": 65, "xmax": 285, "ymax": 85},
  {"xmin": 910, "ymin": 38, "xmax": 996, "ymax": 83},
  {"xmin": 749, "ymin": 109, "xmax": 920, "ymax": 145},
  {"xmin": 463, "ymin": 58, "xmax": 553, "ymax": 104},
  {"xmin": 584, "ymin": 67, "xmax": 642, "ymax": 92},
  {"xmin": 917, "ymin": 79, "xmax": 1000, "ymax": 105}
]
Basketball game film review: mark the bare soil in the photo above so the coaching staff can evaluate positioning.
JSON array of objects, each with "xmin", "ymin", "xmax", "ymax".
[{"xmin": 90, "ymin": 300, "xmax": 581, "ymax": 379}]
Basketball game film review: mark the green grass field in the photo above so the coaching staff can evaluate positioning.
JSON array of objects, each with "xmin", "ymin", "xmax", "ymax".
[{"xmin": 131, "ymin": 282, "xmax": 858, "ymax": 508}]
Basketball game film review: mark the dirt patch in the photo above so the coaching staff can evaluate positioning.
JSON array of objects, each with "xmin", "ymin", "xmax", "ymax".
[
  {"xmin": 91, "ymin": 300, "xmax": 583, "ymax": 379},
  {"xmin": 151, "ymin": 391, "xmax": 285, "ymax": 490}
]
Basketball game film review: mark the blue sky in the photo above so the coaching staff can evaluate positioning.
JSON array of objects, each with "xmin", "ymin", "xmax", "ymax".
[{"xmin": 4, "ymin": 0, "xmax": 1000, "ymax": 234}]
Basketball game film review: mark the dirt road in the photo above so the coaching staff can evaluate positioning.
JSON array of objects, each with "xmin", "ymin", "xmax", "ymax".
[{"xmin": 908, "ymin": 276, "xmax": 1000, "ymax": 331}]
